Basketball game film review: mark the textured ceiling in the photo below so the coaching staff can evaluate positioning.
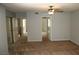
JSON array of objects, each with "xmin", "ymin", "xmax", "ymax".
[{"xmin": 2, "ymin": 3, "xmax": 79, "ymax": 12}]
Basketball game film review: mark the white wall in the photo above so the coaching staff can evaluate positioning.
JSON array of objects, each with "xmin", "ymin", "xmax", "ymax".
[
  {"xmin": 27, "ymin": 12, "xmax": 53, "ymax": 42},
  {"xmin": 16, "ymin": 12, "xmax": 27, "ymax": 18},
  {"xmin": 71, "ymin": 11, "xmax": 79, "ymax": 45},
  {"xmin": 27, "ymin": 12, "xmax": 42, "ymax": 41},
  {"xmin": 6, "ymin": 10, "xmax": 16, "ymax": 17},
  {"xmin": 52, "ymin": 12, "xmax": 71, "ymax": 41},
  {"xmin": 0, "ymin": 5, "xmax": 8, "ymax": 54},
  {"xmin": 26, "ymin": 12, "xmax": 71, "ymax": 42}
]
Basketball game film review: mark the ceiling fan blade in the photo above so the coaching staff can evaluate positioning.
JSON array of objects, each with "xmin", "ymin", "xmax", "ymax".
[
  {"xmin": 48, "ymin": 6, "xmax": 64, "ymax": 13},
  {"xmin": 54, "ymin": 9, "xmax": 64, "ymax": 12},
  {"xmin": 54, "ymin": 10, "xmax": 64, "ymax": 12}
]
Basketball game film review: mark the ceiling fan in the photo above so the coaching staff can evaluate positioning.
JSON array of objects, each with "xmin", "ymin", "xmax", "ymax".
[{"xmin": 48, "ymin": 6, "xmax": 63, "ymax": 15}]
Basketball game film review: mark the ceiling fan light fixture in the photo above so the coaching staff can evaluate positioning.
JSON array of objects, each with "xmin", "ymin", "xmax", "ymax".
[
  {"xmin": 48, "ymin": 6, "xmax": 54, "ymax": 15},
  {"xmin": 48, "ymin": 9, "xmax": 54, "ymax": 15}
]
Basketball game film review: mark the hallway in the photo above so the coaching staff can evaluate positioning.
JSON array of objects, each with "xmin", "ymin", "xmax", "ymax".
[{"xmin": 9, "ymin": 39, "xmax": 79, "ymax": 55}]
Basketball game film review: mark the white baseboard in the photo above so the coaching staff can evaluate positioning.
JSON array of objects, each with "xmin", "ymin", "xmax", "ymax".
[
  {"xmin": 27, "ymin": 39, "xmax": 70, "ymax": 42},
  {"xmin": 70, "ymin": 40, "xmax": 79, "ymax": 45},
  {"xmin": 50, "ymin": 39, "xmax": 70, "ymax": 41},
  {"xmin": 27, "ymin": 39, "xmax": 42, "ymax": 42}
]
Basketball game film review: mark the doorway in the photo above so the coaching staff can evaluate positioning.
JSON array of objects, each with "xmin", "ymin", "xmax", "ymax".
[
  {"xmin": 6, "ymin": 17, "xmax": 28, "ymax": 45},
  {"xmin": 41, "ymin": 17, "xmax": 51, "ymax": 42}
]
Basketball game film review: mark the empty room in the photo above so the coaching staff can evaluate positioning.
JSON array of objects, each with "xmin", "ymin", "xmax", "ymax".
[{"xmin": 0, "ymin": 3, "xmax": 79, "ymax": 55}]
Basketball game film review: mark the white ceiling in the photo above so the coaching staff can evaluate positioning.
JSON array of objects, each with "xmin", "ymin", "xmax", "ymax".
[{"xmin": 2, "ymin": 3, "xmax": 79, "ymax": 12}]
